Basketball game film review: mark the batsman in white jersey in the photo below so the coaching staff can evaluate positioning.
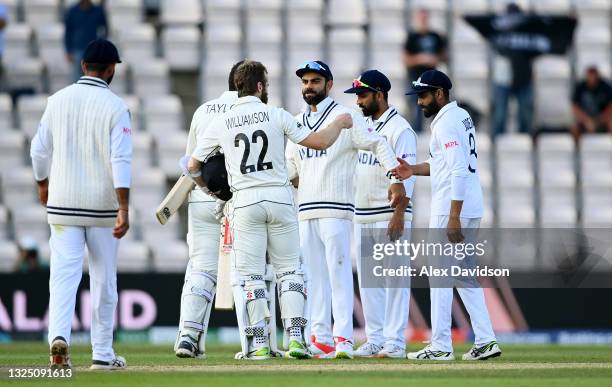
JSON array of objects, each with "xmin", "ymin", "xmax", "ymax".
[
  {"xmin": 174, "ymin": 61, "xmax": 243, "ymax": 358},
  {"xmin": 286, "ymin": 61, "xmax": 406, "ymax": 359},
  {"xmin": 188, "ymin": 60, "xmax": 353, "ymax": 359},
  {"xmin": 29, "ymin": 40, "xmax": 131, "ymax": 370},
  {"xmin": 344, "ymin": 70, "xmax": 417, "ymax": 358},
  {"xmin": 393, "ymin": 70, "xmax": 501, "ymax": 361}
]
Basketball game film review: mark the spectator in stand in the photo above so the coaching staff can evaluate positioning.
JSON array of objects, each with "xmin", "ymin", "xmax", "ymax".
[
  {"xmin": 15, "ymin": 237, "xmax": 46, "ymax": 273},
  {"xmin": 570, "ymin": 66, "xmax": 612, "ymax": 139},
  {"xmin": 64, "ymin": 0, "xmax": 108, "ymax": 82},
  {"xmin": 0, "ymin": 2, "xmax": 7, "ymax": 90},
  {"xmin": 403, "ymin": 8, "xmax": 447, "ymax": 132}
]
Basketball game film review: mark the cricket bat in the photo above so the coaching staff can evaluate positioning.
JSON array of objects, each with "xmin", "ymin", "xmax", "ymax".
[
  {"xmin": 155, "ymin": 175, "xmax": 195, "ymax": 225},
  {"xmin": 215, "ymin": 217, "xmax": 234, "ymax": 310}
]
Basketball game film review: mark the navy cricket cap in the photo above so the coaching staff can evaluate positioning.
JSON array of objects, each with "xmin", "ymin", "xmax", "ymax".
[
  {"xmin": 344, "ymin": 69, "xmax": 391, "ymax": 94},
  {"xmin": 82, "ymin": 39, "xmax": 122, "ymax": 64},
  {"xmin": 405, "ymin": 69, "xmax": 452, "ymax": 95},
  {"xmin": 295, "ymin": 60, "xmax": 333, "ymax": 80}
]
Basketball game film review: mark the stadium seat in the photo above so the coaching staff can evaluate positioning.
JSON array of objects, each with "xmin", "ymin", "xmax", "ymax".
[
  {"xmin": 151, "ymin": 240, "xmax": 189, "ymax": 273},
  {"xmin": 160, "ymin": 0, "xmax": 203, "ymax": 25},
  {"xmin": 110, "ymin": 61, "xmax": 130, "ymax": 95},
  {"xmin": 533, "ymin": 0, "xmax": 572, "ymax": 13},
  {"xmin": 576, "ymin": 0, "xmax": 611, "ymax": 29},
  {"xmin": 491, "ymin": 0, "xmax": 531, "ymax": 12},
  {"xmin": 4, "ymin": 58, "xmax": 45, "ymax": 94},
  {"xmin": 0, "ymin": 206, "xmax": 9, "ymax": 240},
  {"xmin": 117, "ymin": 24, "xmax": 157, "ymax": 64},
  {"xmin": 131, "ymin": 132, "xmax": 155, "ymax": 171},
  {"xmin": 35, "ymin": 23, "xmax": 65, "ymax": 64},
  {"xmin": 116, "ymin": 240, "xmax": 150, "ymax": 273},
  {"xmin": 205, "ymin": 0, "xmax": 242, "ymax": 25},
  {"xmin": 534, "ymin": 57, "xmax": 573, "ymax": 129},
  {"xmin": 3, "ymin": 24, "xmax": 33, "ymax": 63},
  {"xmin": 131, "ymin": 168, "xmax": 168, "ymax": 212},
  {"xmin": 23, "ymin": 0, "xmax": 60, "ymax": 26},
  {"xmin": 579, "ymin": 134, "xmax": 612, "ymax": 187},
  {"xmin": 287, "ymin": 0, "xmax": 324, "ymax": 25},
  {"xmin": 0, "ymin": 241, "xmax": 19, "ymax": 273},
  {"xmin": 156, "ymin": 131, "xmax": 188, "ymax": 177},
  {"xmin": 106, "ymin": 0, "xmax": 143, "ymax": 32},
  {"xmin": 143, "ymin": 95, "xmax": 184, "ymax": 138},
  {"xmin": 411, "ymin": 0, "xmax": 448, "ymax": 32},
  {"xmin": 161, "ymin": 26, "xmax": 202, "ymax": 71},
  {"xmin": 0, "ymin": 94, "xmax": 13, "ymax": 131},
  {"xmin": 451, "ymin": 0, "xmax": 489, "ymax": 13},
  {"xmin": 17, "ymin": 94, "xmax": 48, "ymax": 137},
  {"xmin": 132, "ymin": 60, "xmax": 171, "ymax": 97},
  {"xmin": 326, "ymin": 0, "xmax": 367, "ymax": 26},
  {"xmin": 246, "ymin": 16, "xmax": 282, "ymax": 78},
  {"xmin": 46, "ymin": 61, "xmax": 72, "ymax": 94},
  {"xmin": 11, "ymin": 204, "xmax": 50, "ymax": 244},
  {"xmin": 3, "ymin": 0, "xmax": 17, "ymax": 22},
  {"xmin": 370, "ymin": 25, "xmax": 407, "ymax": 79},
  {"xmin": 369, "ymin": 0, "xmax": 405, "ymax": 27},
  {"xmin": 328, "ymin": 28, "xmax": 366, "ymax": 78},
  {"xmin": 1, "ymin": 167, "xmax": 38, "ymax": 208},
  {"xmin": 0, "ymin": 131, "xmax": 26, "ymax": 170}
]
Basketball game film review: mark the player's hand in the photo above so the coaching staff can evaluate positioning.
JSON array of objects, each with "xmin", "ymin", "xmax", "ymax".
[
  {"xmin": 335, "ymin": 113, "xmax": 353, "ymax": 129},
  {"xmin": 387, "ymin": 213, "xmax": 405, "ymax": 241},
  {"xmin": 388, "ymin": 183, "xmax": 406, "ymax": 208},
  {"xmin": 390, "ymin": 157, "xmax": 414, "ymax": 180},
  {"xmin": 113, "ymin": 209, "xmax": 130, "ymax": 239},
  {"xmin": 37, "ymin": 179, "xmax": 48, "ymax": 206},
  {"xmin": 447, "ymin": 216, "xmax": 464, "ymax": 243}
]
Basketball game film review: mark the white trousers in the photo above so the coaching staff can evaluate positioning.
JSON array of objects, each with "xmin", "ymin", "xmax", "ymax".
[
  {"xmin": 428, "ymin": 215, "xmax": 496, "ymax": 352},
  {"xmin": 300, "ymin": 218, "xmax": 353, "ymax": 343},
  {"xmin": 186, "ymin": 199, "xmax": 220, "ymax": 274},
  {"xmin": 228, "ymin": 201, "xmax": 302, "ymax": 276},
  {"xmin": 47, "ymin": 224, "xmax": 118, "ymax": 362},
  {"xmin": 354, "ymin": 221, "xmax": 411, "ymax": 349}
]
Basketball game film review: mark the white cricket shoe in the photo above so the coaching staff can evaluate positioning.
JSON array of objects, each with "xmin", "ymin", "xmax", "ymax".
[
  {"xmin": 90, "ymin": 355, "xmax": 127, "ymax": 370},
  {"xmin": 407, "ymin": 344, "xmax": 454, "ymax": 361},
  {"xmin": 49, "ymin": 336, "xmax": 71, "ymax": 369},
  {"xmin": 462, "ymin": 341, "xmax": 502, "ymax": 360},
  {"xmin": 334, "ymin": 337, "xmax": 354, "ymax": 359},
  {"xmin": 375, "ymin": 343, "xmax": 405, "ymax": 358},
  {"xmin": 308, "ymin": 336, "xmax": 335, "ymax": 358},
  {"xmin": 354, "ymin": 342, "xmax": 382, "ymax": 358}
]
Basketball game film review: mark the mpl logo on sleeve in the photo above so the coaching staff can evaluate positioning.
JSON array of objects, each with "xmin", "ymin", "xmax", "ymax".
[{"xmin": 444, "ymin": 140, "xmax": 458, "ymax": 149}]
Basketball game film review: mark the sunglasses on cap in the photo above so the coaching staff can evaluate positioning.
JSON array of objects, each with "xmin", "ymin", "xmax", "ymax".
[
  {"xmin": 299, "ymin": 61, "xmax": 327, "ymax": 72},
  {"xmin": 352, "ymin": 78, "xmax": 379, "ymax": 92}
]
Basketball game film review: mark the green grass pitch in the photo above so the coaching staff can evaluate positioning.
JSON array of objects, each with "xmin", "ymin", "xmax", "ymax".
[{"xmin": 1, "ymin": 343, "xmax": 612, "ymax": 386}]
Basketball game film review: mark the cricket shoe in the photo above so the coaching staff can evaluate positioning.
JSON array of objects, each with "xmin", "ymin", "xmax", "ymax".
[
  {"xmin": 334, "ymin": 337, "xmax": 354, "ymax": 359},
  {"xmin": 175, "ymin": 335, "xmax": 201, "ymax": 358},
  {"xmin": 308, "ymin": 336, "xmax": 335, "ymax": 358},
  {"xmin": 375, "ymin": 343, "xmax": 405, "ymax": 359},
  {"xmin": 49, "ymin": 336, "xmax": 71, "ymax": 369},
  {"xmin": 246, "ymin": 346, "xmax": 271, "ymax": 360},
  {"xmin": 354, "ymin": 342, "xmax": 382, "ymax": 358},
  {"xmin": 462, "ymin": 341, "xmax": 502, "ymax": 361},
  {"xmin": 90, "ymin": 355, "xmax": 127, "ymax": 370},
  {"xmin": 285, "ymin": 340, "xmax": 312, "ymax": 359},
  {"xmin": 407, "ymin": 344, "xmax": 454, "ymax": 361}
]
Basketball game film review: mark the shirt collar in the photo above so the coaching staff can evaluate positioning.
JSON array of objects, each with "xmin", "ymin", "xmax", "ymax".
[
  {"xmin": 221, "ymin": 91, "xmax": 238, "ymax": 99},
  {"xmin": 431, "ymin": 101, "xmax": 458, "ymax": 129},
  {"xmin": 371, "ymin": 106, "xmax": 397, "ymax": 125},
  {"xmin": 234, "ymin": 95, "xmax": 262, "ymax": 105},
  {"xmin": 76, "ymin": 76, "xmax": 109, "ymax": 88},
  {"xmin": 305, "ymin": 96, "xmax": 334, "ymax": 115}
]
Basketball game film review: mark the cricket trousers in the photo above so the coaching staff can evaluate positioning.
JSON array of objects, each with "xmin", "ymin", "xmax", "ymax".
[
  {"xmin": 428, "ymin": 215, "xmax": 496, "ymax": 352},
  {"xmin": 354, "ymin": 220, "xmax": 411, "ymax": 349},
  {"xmin": 186, "ymin": 192, "xmax": 220, "ymax": 275},
  {"xmin": 47, "ymin": 224, "xmax": 118, "ymax": 362},
  {"xmin": 299, "ymin": 218, "xmax": 353, "ymax": 344}
]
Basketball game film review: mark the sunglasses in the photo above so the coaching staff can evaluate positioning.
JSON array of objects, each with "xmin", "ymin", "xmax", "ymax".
[
  {"xmin": 299, "ymin": 61, "xmax": 328, "ymax": 73},
  {"xmin": 352, "ymin": 78, "xmax": 379, "ymax": 92}
]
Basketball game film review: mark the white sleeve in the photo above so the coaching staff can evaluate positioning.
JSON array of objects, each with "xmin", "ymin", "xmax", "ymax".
[
  {"xmin": 350, "ymin": 113, "xmax": 400, "ymax": 180},
  {"xmin": 191, "ymin": 118, "xmax": 221, "ymax": 162},
  {"xmin": 437, "ymin": 121, "xmax": 468, "ymax": 201},
  {"xmin": 281, "ymin": 109, "xmax": 311, "ymax": 144},
  {"xmin": 185, "ymin": 111, "xmax": 200, "ymax": 156},
  {"xmin": 30, "ymin": 120, "xmax": 53, "ymax": 181},
  {"xmin": 394, "ymin": 129, "xmax": 417, "ymax": 199},
  {"xmin": 285, "ymin": 140, "xmax": 300, "ymax": 180},
  {"xmin": 110, "ymin": 110, "xmax": 133, "ymax": 188}
]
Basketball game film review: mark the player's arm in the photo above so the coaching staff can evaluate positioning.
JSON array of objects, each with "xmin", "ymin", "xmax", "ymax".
[
  {"xmin": 392, "ymin": 159, "xmax": 430, "ymax": 179},
  {"xmin": 388, "ymin": 130, "xmax": 417, "ymax": 241},
  {"xmin": 110, "ymin": 110, "xmax": 133, "ymax": 239},
  {"xmin": 30, "ymin": 108, "xmax": 53, "ymax": 206},
  {"xmin": 439, "ymin": 123, "xmax": 469, "ymax": 243},
  {"xmin": 285, "ymin": 140, "xmax": 300, "ymax": 188},
  {"xmin": 298, "ymin": 113, "xmax": 353, "ymax": 150}
]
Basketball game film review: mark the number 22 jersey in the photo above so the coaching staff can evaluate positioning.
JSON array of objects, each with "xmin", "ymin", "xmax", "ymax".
[
  {"xmin": 191, "ymin": 95, "xmax": 311, "ymax": 205},
  {"xmin": 427, "ymin": 101, "xmax": 484, "ymax": 218}
]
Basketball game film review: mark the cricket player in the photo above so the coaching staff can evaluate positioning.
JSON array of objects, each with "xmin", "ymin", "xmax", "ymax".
[
  {"xmin": 30, "ymin": 39, "xmax": 132, "ymax": 370},
  {"xmin": 392, "ymin": 69, "xmax": 501, "ymax": 360},
  {"xmin": 174, "ymin": 61, "xmax": 243, "ymax": 358},
  {"xmin": 344, "ymin": 70, "xmax": 417, "ymax": 358},
  {"xmin": 187, "ymin": 60, "xmax": 353, "ymax": 359},
  {"xmin": 286, "ymin": 61, "xmax": 406, "ymax": 359}
]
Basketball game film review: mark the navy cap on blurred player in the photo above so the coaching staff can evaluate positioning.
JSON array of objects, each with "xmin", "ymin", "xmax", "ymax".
[
  {"xmin": 343, "ymin": 69, "xmax": 391, "ymax": 94},
  {"xmin": 405, "ymin": 69, "xmax": 452, "ymax": 95},
  {"xmin": 82, "ymin": 39, "xmax": 122, "ymax": 64}
]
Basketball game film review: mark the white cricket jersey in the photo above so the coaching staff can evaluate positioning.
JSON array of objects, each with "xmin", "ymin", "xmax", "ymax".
[
  {"xmin": 186, "ymin": 90, "xmax": 238, "ymax": 203},
  {"xmin": 355, "ymin": 106, "xmax": 417, "ymax": 223},
  {"xmin": 286, "ymin": 97, "xmax": 401, "ymax": 221},
  {"xmin": 29, "ymin": 76, "xmax": 133, "ymax": 228},
  {"xmin": 427, "ymin": 101, "xmax": 484, "ymax": 218},
  {"xmin": 192, "ymin": 95, "xmax": 311, "ymax": 207}
]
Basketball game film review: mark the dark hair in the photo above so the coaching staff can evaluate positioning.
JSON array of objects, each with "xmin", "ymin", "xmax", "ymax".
[
  {"xmin": 234, "ymin": 60, "xmax": 268, "ymax": 97},
  {"xmin": 83, "ymin": 62, "xmax": 112, "ymax": 73},
  {"xmin": 228, "ymin": 60, "xmax": 246, "ymax": 91},
  {"xmin": 382, "ymin": 91, "xmax": 388, "ymax": 102}
]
